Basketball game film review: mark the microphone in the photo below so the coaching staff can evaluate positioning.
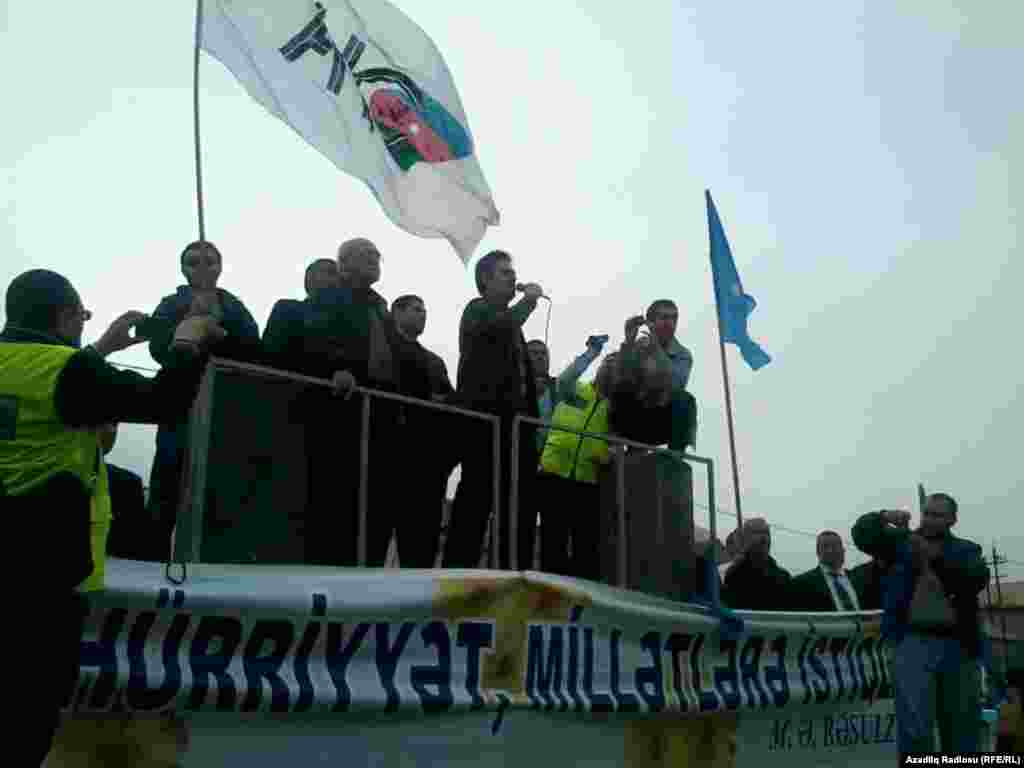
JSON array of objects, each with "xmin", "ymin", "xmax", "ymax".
[{"xmin": 515, "ymin": 283, "xmax": 550, "ymax": 300}]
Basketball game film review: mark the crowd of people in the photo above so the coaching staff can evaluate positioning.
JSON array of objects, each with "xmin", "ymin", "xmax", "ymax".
[
  {"xmin": 0, "ymin": 241, "xmax": 1003, "ymax": 762},
  {"xmin": 65, "ymin": 238, "xmax": 699, "ymax": 575},
  {"xmin": 0, "ymin": 239, "xmax": 699, "ymax": 762},
  {"xmin": 717, "ymin": 495, "xmax": 994, "ymax": 759}
]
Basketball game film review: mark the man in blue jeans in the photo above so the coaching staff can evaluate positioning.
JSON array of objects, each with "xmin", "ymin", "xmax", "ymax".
[{"xmin": 852, "ymin": 495, "xmax": 989, "ymax": 760}]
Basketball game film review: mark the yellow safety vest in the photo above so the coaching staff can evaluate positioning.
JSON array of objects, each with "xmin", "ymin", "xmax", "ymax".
[
  {"xmin": 540, "ymin": 381, "xmax": 610, "ymax": 484},
  {"xmin": 79, "ymin": 453, "xmax": 111, "ymax": 592},
  {"xmin": 0, "ymin": 342, "xmax": 106, "ymax": 588}
]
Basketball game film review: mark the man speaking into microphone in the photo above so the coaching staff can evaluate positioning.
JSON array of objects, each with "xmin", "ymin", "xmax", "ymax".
[{"xmin": 444, "ymin": 250, "xmax": 545, "ymax": 569}]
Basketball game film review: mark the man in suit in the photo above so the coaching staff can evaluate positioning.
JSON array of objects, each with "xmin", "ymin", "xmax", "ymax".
[
  {"xmin": 790, "ymin": 530, "xmax": 862, "ymax": 612},
  {"xmin": 852, "ymin": 494, "xmax": 990, "ymax": 759}
]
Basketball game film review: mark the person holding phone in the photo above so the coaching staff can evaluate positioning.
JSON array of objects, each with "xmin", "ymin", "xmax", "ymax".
[
  {"xmin": 853, "ymin": 498, "xmax": 990, "ymax": 759},
  {"xmin": 528, "ymin": 334, "xmax": 608, "ymax": 453},
  {"xmin": 608, "ymin": 300, "xmax": 697, "ymax": 452},
  {"xmin": 145, "ymin": 240, "xmax": 261, "ymax": 551},
  {"xmin": 535, "ymin": 350, "xmax": 619, "ymax": 579},
  {"xmin": 0, "ymin": 268, "xmax": 225, "ymax": 765}
]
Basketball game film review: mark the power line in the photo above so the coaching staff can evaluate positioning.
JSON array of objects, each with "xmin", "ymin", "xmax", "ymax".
[{"xmin": 694, "ymin": 500, "xmax": 821, "ymax": 540}]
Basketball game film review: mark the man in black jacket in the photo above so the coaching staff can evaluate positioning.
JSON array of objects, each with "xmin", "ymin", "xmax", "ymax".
[
  {"xmin": 789, "ymin": 530, "xmax": 863, "ymax": 612},
  {"xmin": 387, "ymin": 294, "xmax": 455, "ymax": 567},
  {"xmin": 98, "ymin": 424, "xmax": 160, "ymax": 562},
  {"xmin": 721, "ymin": 518, "xmax": 792, "ymax": 610},
  {"xmin": 146, "ymin": 240, "xmax": 262, "ymax": 556},
  {"xmin": 0, "ymin": 268, "xmax": 222, "ymax": 766},
  {"xmin": 261, "ymin": 258, "xmax": 341, "ymax": 371},
  {"xmin": 262, "ymin": 239, "xmax": 400, "ymax": 567},
  {"xmin": 444, "ymin": 250, "xmax": 544, "ymax": 569}
]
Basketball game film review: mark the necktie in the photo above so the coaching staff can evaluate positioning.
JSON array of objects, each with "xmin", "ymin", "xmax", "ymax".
[{"xmin": 831, "ymin": 572, "xmax": 856, "ymax": 612}]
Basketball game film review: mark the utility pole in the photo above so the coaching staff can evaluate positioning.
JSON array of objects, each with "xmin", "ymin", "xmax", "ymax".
[{"xmin": 990, "ymin": 545, "xmax": 1010, "ymax": 680}]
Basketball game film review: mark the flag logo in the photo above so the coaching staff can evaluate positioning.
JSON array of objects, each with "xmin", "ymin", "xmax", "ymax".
[
  {"xmin": 279, "ymin": 4, "xmax": 472, "ymax": 172},
  {"xmin": 202, "ymin": 0, "xmax": 500, "ymax": 262}
]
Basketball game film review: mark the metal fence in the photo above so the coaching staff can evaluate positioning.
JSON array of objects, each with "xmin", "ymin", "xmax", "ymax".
[
  {"xmin": 175, "ymin": 357, "xmax": 716, "ymax": 584},
  {"xmin": 510, "ymin": 414, "xmax": 716, "ymax": 586}
]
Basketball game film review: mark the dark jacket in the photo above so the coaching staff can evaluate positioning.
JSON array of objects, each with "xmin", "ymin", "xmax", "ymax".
[
  {"xmin": 849, "ymin": 559, "xmax": 888, "ymax": 611},
  {"xmin": 789, "ymin": 566, "xmax": 862, "ymax": 612},
  {"xmin": 688, "ymin": 554, "xmax": 722, "ymax": 605},
  {"xmin": 0, "ymin": 325, "xmax": 206, "ymax": 591},
  {"xmin": 455, "ymin": 297, "xmax": 539, "ymax": 417},
  {"xmin": 261, "ymin": 298, "xmax": 306, "ymax": 373},
  {"xmin": 262, "ymin": 285, "xmax": 393, "ymax": 388},
  {"xmin": 391, "ymin": 333, "xmax": 453, "ymax": 403},
  {"xmin": 852, "ymin": 511, "xmax": 989, "ymax": 656},
  {"xmin": 105, "ymin": 464, "xmax": 163, "ymax": 561},
  {"xmin": 722, "ymin": 554, "xmax": 792, "ymax": 611},
  {"xmin": 148, "ymin": 285, "xmax": 261, "ymax": 368}
]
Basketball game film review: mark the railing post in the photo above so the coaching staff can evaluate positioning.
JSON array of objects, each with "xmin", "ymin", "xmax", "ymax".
[
  {"xmin": 358, "ymin": 394, "xmax": 371, "ymax": 567},
  {"xmin": 616, "ymin": 444, "xmax": 627, "ymax": 588},
  {"xmin": 174, "ymin": 360, "xmax": 216, "ymax": 565},
  {"xmin": 706, "ymin": 460, "xmax": 717, "ymax": 565},
  {"xmin": 491, "ymin": 415, "xmax": 502, "ymax": 570},
  {"xmin": 509, "ymin": 415, "xmax": 522, "ymax": 571}
]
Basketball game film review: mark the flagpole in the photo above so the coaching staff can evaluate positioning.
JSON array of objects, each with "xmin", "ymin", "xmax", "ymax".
[
  {"xmin": 716, "ymin": 324, "xmax": 744, "ymax": 530},
  {"xmin": 705, "ymin": 188, "xmax": 768, "ymax": 533},
  {"xmin": 193, "ymin": 0, "xmax": 207, "ymax": 241}
]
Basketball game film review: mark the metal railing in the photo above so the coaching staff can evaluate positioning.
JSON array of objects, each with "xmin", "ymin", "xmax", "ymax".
[
  {"xmin": 176, "ymin": 358, "xmax": 717, "ymax": 583},
  {"xmin": 175, "ymin": 358, "xmax": 502, "ymax": 566},
  {"xmin": 510, "ymin": 414, "xmax": 716, "ymax": 587}
]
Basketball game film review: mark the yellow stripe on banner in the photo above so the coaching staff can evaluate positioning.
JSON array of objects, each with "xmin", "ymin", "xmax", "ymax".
[
  {"xmin": 434, "ymin": 575, "xmax": 592, "ymax": 702},
  {"xmin": 44, "ymin": 714, "xmax": 188, "ymax": 767},
  {"xmin": 624, "ymin": 715, "xmax": 738, "ymax": 768},
  {"xmin": 860, "ymin": 615, "xmax": 883, "ymax": 640}
]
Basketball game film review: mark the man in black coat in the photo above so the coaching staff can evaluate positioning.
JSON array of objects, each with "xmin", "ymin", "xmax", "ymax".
[
  {"xmin": 444, "ymin": 250, "xmax": 544, "ymax": 570},
  {"xmin": 386, "ymin": 293, "xmax": 455, "ymax": 568},
  {"xmin": 789, "ymin": 530, "xmax": 863, "ymax": 612},
  {"xmin": 262, "ymin": 239, "xmax": 402, "ymax": 567},
  {"xmin": 261, "ymin": 258, "xmax": 340, "ymax": 371},
  {"xmin": 97, "ymin": 424, "xmax": 161, "ymax": 562},
  {"xmin": 721, "ymin": 518, "xmax": 792, "ymax": 610}
]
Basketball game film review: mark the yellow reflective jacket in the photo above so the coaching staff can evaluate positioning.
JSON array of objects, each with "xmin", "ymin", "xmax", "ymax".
[{"xmin": 540, "ymin": 381, "xmax": 610, "ymax": 484}]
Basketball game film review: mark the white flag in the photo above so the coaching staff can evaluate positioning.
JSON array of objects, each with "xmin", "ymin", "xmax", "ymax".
[{"xmin": 200, "ymin": 0, "xmax": 500, "ymax": 263}]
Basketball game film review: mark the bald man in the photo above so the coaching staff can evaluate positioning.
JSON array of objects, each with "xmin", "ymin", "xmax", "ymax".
[
  {"xmin": 267, "ymin": 238, "xmax": 401, "ymax": 567},
  {"xmin": 721, "ymin": 518, "xmax": 792, "ymax": 610}
]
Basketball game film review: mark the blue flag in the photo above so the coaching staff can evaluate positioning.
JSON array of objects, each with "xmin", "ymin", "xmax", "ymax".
[{"xmin": 706, "ymin": 190, "xmax": 771, "ymax": 370}]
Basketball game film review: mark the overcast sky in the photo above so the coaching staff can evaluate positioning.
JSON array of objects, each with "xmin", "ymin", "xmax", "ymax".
[{"xmin": 3, "ymin": 1, "xmax": 1020, "ymax": 578}]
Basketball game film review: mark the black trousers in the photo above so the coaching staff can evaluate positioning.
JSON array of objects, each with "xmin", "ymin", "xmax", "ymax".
[
  {"xmin": 303, "ymin": 391, "xmax": 447, "ymax": 568},
  {"xmin": 24, "ymin": 592, "xmax": 87, "ymax": 765},
  {"xmin": 303, "ymin": 391, "xmax": 395, "ymax": 567},
  {"xmin": 444, "ymin": 413, "xmax": 538, "ymax": 570},
  {"xmin": 536, "ymin": 472, "xmax": 602, "ymax": 580},
  {"xmin": 371, "ymin": 411, "xmax": 450, "ymax": 568}
]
